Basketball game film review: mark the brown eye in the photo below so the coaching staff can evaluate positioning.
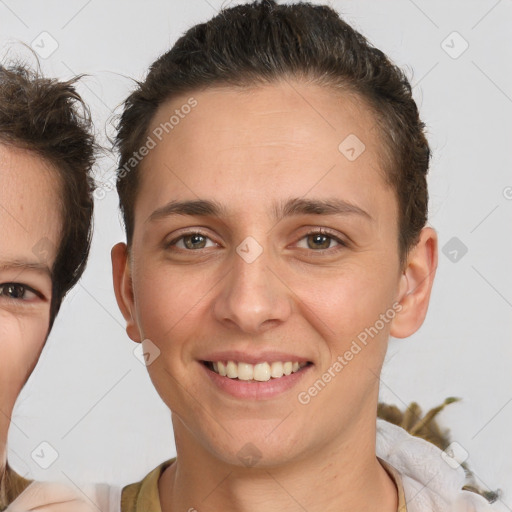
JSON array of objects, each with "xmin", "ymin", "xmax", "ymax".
[
  {"xmin": 183, "ymin": 234, "xmax": 208, "ymax": 250},
  {"xmin": 306, "ymin": 233, "xmax": 333, "ymax": 250},
  {"xmin": 0, "ymin": 283, "xmax": 37, "ymax": 300},
  {"xmin": 296, "ymin": 229, "xmax": 346, "ymax": 252},
  {"xmin": 166, "ymin": 231, "xmax": 217, "ymax": 251}
]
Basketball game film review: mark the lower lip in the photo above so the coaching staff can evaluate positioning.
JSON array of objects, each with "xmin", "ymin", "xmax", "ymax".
[{"xmin": 201, "ymin": 362, "xmax": 313, "ymax": 400}]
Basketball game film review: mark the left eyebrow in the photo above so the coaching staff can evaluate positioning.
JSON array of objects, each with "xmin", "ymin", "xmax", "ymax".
[
  {"xmin": 0, "ymin": 260, "xmax": 52, "ymax": 276},
  {"xmin": 273, "ymin": 197, "xmax": 372, "ymax": 222},
  {"xmin": 146, "ymin": 197, "xmax": 372, "ymax": 224}
]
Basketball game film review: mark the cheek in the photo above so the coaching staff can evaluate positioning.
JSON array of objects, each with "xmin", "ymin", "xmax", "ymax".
[
  {"xmin": 0, "ymin": 312, "xmax": 47, "ymax": 411},
  {"xmin": 291, "ymin": 261, "xmax": 399, "ymax": 355},
  {"xmin": 134, "ymin": 263, "xmax": 214, "ymax": 340}
]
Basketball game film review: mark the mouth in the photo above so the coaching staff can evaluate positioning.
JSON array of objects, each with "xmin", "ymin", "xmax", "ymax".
[{"xmin": 202, "ymin": 360, "xmax": 312, "ymax": 382}]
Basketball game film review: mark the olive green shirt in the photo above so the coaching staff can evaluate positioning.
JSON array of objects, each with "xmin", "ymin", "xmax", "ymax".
[
  {"xmin": 121, "ymin": 457, "xmax": 407, "ymax": 512},
  {"xmin": 0, "ymin": 464, "xmax": 32, "ymax": 511}
]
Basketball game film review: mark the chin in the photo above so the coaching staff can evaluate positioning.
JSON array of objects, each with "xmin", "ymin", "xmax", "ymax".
[{"xmin": 201, "ymin": 428, "xmax": 306, "ymax": 470}]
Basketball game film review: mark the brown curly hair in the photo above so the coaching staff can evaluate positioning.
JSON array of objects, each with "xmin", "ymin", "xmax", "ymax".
[
  {"xmin": 115, "ymin": 0, "xmax": 430, "ymax": 267},
  {"xmin": 0, "ymin": 60, "xmax": 96, "ymax": 327}
]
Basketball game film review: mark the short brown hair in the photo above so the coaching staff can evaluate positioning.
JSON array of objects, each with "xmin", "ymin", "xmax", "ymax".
[
  {"xmin": 115, "ymin": 0, "xmax": 430, "ymax": 266},
  {"xmin": 0, "ymin": 60, "xmax": 96, "ymax": 327}
]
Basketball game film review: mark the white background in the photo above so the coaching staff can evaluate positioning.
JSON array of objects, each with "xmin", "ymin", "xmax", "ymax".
[{"xmin": 1, "ymin": 0, "xmax": 511, "ymax": 505}]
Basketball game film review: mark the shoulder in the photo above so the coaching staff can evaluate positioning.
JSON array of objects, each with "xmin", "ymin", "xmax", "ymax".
[
  {"xmin": 121, "ymin": 459, "xmax": 175, "ymax": 512},
  {"xmin": 4, "ymin": 479, "xmax": 122, "ymax": 512},
  {"xmin": 0, "ymin": 465, "xmax": 32, "ymax": 510}
]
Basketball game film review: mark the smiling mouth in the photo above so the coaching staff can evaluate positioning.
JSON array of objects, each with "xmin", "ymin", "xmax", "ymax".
[{"xmin": 203, "ymin": 360, "xmax": 311, "ymax": 382}]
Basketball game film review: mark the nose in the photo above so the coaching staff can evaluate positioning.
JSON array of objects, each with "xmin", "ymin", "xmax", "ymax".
[{"xmin": 213, "ymin": 243, "xmax": 292, "ymax": 334}]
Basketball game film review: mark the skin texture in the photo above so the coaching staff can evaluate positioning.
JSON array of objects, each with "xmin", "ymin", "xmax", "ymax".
[
  {"xmin": 0, "ymin": 145, "xmax": 60, "ymax": 479},
  {"xmin": 112, "ymin": 80, "xmax": 438, "ymax": 512}
]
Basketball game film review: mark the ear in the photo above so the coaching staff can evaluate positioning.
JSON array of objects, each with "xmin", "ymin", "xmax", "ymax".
[
  {"xmin": 390, "ymin": 227, "xmax": 438, "ymax": 338},
  {"xmin": 111, "ymin": 242, "xmax": 142, "ymax": 343}
]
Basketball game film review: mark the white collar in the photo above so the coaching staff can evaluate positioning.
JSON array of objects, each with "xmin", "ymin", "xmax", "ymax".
[{"xmin": 376, "ymin": 419, "xmax": 498, "ymax": 511}]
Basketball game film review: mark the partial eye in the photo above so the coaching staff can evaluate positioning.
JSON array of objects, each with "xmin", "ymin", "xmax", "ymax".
[
  {"xmin": 296, "ymin": 230, "xmax": 345, "ymax": 251},
  {"xmin": 0, "ymin": 283, "xmax": 39, "ymax": 301},
  {"xmin": 171, "ymin": 233, "xmax": 217, "ymax": 250}
]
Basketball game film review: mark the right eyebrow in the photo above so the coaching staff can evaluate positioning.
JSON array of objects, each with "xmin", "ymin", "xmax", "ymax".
[{"xmin": 146, "ymin": 199, "xmax": 228, "ymax": 224}]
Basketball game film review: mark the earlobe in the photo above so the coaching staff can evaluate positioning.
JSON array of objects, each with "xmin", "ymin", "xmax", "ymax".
[
  {"xmin": 390, "ymin": 227, "xmax": 438, "ymax": 339},
  {"xmin": 111, "ymin": 242, "xmax": 142, "ymax": 343}
]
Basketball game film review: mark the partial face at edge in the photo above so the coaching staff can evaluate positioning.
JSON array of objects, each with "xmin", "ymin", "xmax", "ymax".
[
  {"xmin": 113, "ymin": 80, "xmax": 437, "ymax": 467},
  {"xmin": 0, "ymin": 144, "xmax": 61, "ymax": 452}
]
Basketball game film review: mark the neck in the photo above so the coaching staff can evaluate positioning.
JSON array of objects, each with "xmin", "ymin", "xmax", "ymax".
[{"xmin": 159, "ymin": 416, "xmax": 397, "ymax": 512}]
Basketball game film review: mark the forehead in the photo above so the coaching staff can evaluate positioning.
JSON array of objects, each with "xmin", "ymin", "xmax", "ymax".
[
  {"xmin": 136, "ymin": 80, "xmax": 394, "ymax": 221},
  {"xmin": 0, "ymin": 144, "xmax": 61, "ymax": 268}
]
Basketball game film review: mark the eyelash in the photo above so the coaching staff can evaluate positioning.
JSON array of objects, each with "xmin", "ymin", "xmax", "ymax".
[
  {"xmin": 166, "ymin": 228, "xmax": 347, "ymax": 255},
  {"xmin": 0, "ymin": 282, "xmax": 43, "ymax": 302}
]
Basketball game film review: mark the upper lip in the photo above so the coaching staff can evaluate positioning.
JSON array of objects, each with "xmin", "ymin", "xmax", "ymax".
[{"xmin": 199, "ymin": 350, "xmax": 312, "ymax": 365}]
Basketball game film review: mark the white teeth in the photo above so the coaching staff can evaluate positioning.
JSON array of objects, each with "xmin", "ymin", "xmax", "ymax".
[
  {"xmin": 209, "ymin": 360, "xmax": 307, "ymax": 381},
  {"xmin": 270, "ymin": 361, "xmax": 284, "ymax": 378},
  {"xmin": 226, "ymin": 361, "xmax": 238, "ymax": 378},
  {"xmin": 237, "ymin": 362, "xmax": 253, "ymax": 381},
  {"xmin": 253, "ymin": 362, "xmax": 271, "ymax": 381}
]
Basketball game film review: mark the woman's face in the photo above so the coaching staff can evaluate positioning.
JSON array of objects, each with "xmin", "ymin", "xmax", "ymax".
[
  {"xmin": 0, "ymin": 145, "xmax": 60, "ymax": 462},
  {"xmin": 113, "ymin": 80, "xmax": 435, "ymax": 468}
]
